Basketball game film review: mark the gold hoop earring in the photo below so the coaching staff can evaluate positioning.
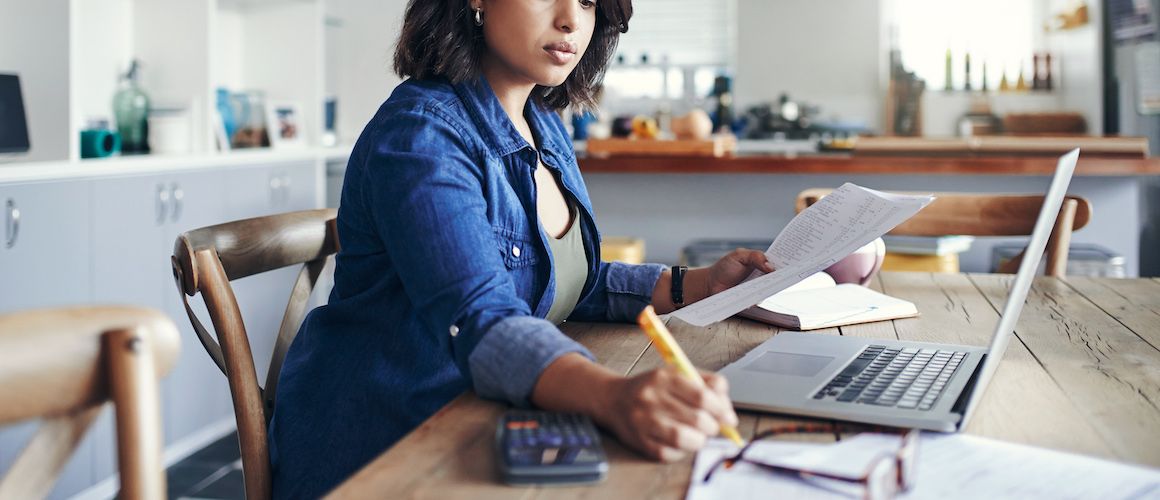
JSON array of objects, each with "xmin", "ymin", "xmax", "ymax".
[{"xmin": 474, "ymin": 8, "xmax": 483, "ymax": 26}]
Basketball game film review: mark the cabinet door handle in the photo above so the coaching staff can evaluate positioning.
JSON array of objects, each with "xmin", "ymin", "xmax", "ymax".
[
  {"xmin": 4, "ymin": 198, "xmax": 19, "ymax": 249},
  {"xmin": 156, "ymin": 184, "xmax": 170, "ymax": 226},
  {"xmin": 281, "ymin": 174, "xmax": 291, "ymax": 205},
  {"xmin": 270, "ymin": 174, "xmax": 283, "ymax": 206},
  {"xmin": 170, "ymin": 183, "xmax": 184, "ymax": 223}
]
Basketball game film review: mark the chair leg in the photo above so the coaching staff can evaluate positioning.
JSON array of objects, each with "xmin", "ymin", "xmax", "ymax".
[
  {"xmin": 106, "ymin": 328, "xmax": 166, "ymax": 500},
  {"xmin": 1045, "ymin": 201, "xmax": 1078, "ymax": 278},
  {"xmin": 0, "ymin": 407, "xmax": 100, "ymax": 500}
]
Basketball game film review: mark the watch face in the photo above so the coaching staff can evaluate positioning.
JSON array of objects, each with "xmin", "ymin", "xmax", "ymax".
[{"xmin": 672, "ymin": 266, "xmax": 687, "ymax": 304}]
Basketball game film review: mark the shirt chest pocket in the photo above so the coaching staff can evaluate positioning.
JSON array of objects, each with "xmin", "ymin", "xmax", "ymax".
[{"xmin": 492, "ymin": 227, "xmax": 539, "ymax": 270}]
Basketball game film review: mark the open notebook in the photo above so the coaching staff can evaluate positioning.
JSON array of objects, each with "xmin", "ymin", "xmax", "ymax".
[{"xmin": 738, "ymin": 272, "xmax": 917, "ymax": 330}]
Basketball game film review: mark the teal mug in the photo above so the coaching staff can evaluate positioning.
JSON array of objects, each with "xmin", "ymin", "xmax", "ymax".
[{"xmin": 80, "ymin": 129, "xmax": 122, "ymax": 158}]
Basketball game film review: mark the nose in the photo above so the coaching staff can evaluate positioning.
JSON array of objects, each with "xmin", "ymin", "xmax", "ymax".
[{"xmin": 556, "ymin": 0, "xmax": 580, "ymax": 33}]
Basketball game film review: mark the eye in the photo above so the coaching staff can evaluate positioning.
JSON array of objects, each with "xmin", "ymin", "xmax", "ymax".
[{"xmin": 579, "ymin": 0, "xmax": 596, "ymax": 8}]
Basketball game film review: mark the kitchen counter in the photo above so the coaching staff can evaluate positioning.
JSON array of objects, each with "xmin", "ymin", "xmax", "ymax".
[
  {"xmin": 0, "ymin": 146, "xmax": 353, "ymax": 183},
  {"xmin": 577, "ymin": 152, "xmax": 1160, "ymax": 176}
]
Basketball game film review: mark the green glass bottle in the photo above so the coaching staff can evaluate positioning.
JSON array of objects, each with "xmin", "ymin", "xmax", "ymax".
[{"xmin": 113, "ymin": 59, "xmax": 150, "ymax": 154}]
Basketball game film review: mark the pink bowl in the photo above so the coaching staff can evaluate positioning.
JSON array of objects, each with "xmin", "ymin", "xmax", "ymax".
[{"xmin": 824, "ymin": 238, "xmax": 886, "ymax": 286}]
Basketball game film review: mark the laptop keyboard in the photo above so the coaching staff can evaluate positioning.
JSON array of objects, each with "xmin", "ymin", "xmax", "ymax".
[{"xmin": 812, "ymin": 345, "xmax": 967, "ymax": 411}]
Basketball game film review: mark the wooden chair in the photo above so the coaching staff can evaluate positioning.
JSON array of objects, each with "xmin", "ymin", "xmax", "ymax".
[
  {"xmin": 0, "ymin": 306, "xmax": 179, "ymax": 500},
  {"xmin": 170, "ymin": 208, "xmax": 339, "ymax": 500},
  {"xmin": 795, "ymin": 189, "xmax": 1092, "ymax": 277}
]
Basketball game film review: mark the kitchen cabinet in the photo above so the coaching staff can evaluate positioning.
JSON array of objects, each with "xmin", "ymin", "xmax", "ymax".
[
  {"xmin": 0, "ymin": 180, "xmax": 92, "ymax": 312},
  {"xmin": 0, "ymin": 159, "xmax": 322, "ymax": 497},
  {"xmin": 0, "ymin": 180, "xmax": 96, "ymax": 499},
  {"xmin": 92, "ymin": 171, "xmax": 236, "ymax": 468},
  {"xmin": 223, "ymin": 161, "xmax": 319, "ymax": 382}
]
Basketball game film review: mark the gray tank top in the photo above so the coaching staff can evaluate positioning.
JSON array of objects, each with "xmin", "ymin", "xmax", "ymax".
[{"xmin": 543, "ymin": 206, "xmax": 589, "ymax": 324}]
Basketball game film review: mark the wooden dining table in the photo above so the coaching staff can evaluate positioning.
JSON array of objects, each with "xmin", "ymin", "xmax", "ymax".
[{"xmin": 327, "ymin": 272, "xmax": 1160, "ymax": 499}]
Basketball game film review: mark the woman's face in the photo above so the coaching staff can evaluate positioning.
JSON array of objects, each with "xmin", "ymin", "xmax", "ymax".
[{"xmin": 476, "ymin": 0, "xmax": 597, "ymax": 88}]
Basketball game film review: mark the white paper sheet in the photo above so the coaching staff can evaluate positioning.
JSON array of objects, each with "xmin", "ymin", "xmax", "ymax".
[
  {"xmin": 672, "ymin": 183, "xmax": 934, "ymax": 327},
  {"xmin": 687, "ymin": 434, "xmax": 1160, "ymax": 500}
]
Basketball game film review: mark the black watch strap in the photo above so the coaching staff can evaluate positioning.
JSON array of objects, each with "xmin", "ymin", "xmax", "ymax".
[{"xmin": 671, "ymin": 265, "xmax": 688, "ymax": 307}]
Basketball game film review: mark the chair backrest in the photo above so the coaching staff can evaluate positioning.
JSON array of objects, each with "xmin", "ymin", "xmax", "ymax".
[
  {"xmin": 795, "ymin": 189, "xmax": 1092, "ymax": 277},
  {"xmin": 0, "ymin": 306, "xmax": 179, "ymax": 500},
  {"xmin": 170, "ymin": 208, "xmax": 338, "ymax": 500}
]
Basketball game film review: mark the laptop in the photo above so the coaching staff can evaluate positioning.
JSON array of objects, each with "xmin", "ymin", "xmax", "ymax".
[
  {"xmin": 0, "ymin": 74, "xmax": 31, "ymax": 155},
  {"xmin": 719, "ymin": 149, "xmax": 1080, "ymax": 432}
]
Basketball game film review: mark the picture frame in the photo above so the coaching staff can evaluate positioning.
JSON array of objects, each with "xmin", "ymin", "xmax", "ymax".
[
  {"xmin": 213, "ymin": 109, "xmax": 231, "ymax": 152},
  {"xmin": 265, "ymin": 101, "xmax": 305, "ymax": 149}
]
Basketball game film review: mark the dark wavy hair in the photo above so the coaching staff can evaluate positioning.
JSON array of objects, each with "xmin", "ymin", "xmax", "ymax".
[{"xmin": 393, "ymin": 0, "xmax": 632, "ymax": 111}]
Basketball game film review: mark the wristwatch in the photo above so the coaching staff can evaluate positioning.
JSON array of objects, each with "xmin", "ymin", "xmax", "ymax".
[{"xmin": 671, "ymin": 265, "xmax": 688, "ymax": 307}]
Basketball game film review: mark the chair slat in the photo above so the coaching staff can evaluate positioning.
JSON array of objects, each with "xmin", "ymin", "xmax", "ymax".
[
  {"xmin": 795, "ymin": 190, "xmax": 1092, "ymax": 278},
  {"xmin": 0, "ymin": 307, "xmax": 179, "ymax": 423},
  {"xmin": 171, "ymin": 208, "xmax": 339, "ymax": 500},
  {"xmin": 0, "ymin": 306, "xmax": 177, "ymax": 500},
  {"xmin": 0, "ymin": 408, "xmax": 100, "ymax": 500}
]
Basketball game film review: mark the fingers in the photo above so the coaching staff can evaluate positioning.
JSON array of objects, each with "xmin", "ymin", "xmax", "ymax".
[
  {"xmin": 641, "ymin": 435, "xmax": 688, "ymax": 462},
  {"xmin": 666, "ymin": 369, "xmax": 739, "ymax": 429},
  {"xmin": 702, "ymin": 370, "xmax": 729, "ymax": 395},
  {"xmin": 734, "ymin": 248, "xmax": 775, "ymax": 273},
  {"xmin": 616, "ymin": 368, "xmax": 743, "ymax": 463},
  {"xmin": 657, "ymin": 390, "xmax": 720, "ymax": 437},
  {"xmin": 644, "ymin": 416, "xmax": 707, "ymax": 454}
]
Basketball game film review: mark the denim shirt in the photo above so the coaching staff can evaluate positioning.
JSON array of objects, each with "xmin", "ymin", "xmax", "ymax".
[{"xmin": 268, "ymin": 76, "xmax": 665, "ymax": 498}]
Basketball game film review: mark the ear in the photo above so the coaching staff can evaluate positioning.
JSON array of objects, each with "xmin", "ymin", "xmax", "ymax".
[{"xmin": 469, "ymin": 0, "xmax": 483, "ymax": 10}]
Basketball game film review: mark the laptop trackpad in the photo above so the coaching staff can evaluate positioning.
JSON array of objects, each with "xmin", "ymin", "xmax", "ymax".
[{"xmin": 744, "ymin": 351, "xmax": 833, "ymax": 377}]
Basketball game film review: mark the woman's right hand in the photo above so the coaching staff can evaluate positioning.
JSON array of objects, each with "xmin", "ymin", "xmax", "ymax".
[{"xmin": 596, "ymin": 366, "xmax": 739, "ymax": 462}]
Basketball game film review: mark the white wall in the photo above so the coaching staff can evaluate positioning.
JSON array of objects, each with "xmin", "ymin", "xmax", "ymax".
[
  {"xmin": 1, "ymin": 0, "xmax": 71, "ymax": 162},
  {"xmin": 1047, "ymin": 3, "xmax": 1104, "ymax": 135},
  {"xmin": 734, "ymin": 0, "xmax": 883, "ymax": 129},
  {"xmin": 326, "ymin": 0, "xmax": 406, "ymax": 146},
  {"xmin": 71, "ymin": 0, "xmax": 133, "ymax": 136}
]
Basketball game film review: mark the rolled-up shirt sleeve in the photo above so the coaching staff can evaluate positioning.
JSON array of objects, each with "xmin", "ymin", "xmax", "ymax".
[
  {"xmin": 570, "ymin": 259, "xmax": 665, "ymax": 323},
  {"xmin": 469, "ymin": 316, "xmax": 595, "ymax": 407},
  {"xmin": 363, "ymin": 104, "xmax": 592, "ymax": 406}
]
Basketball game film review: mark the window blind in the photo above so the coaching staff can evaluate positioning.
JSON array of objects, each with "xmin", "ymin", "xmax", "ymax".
[{"xmin": 612, "ymin": 0, "xmax": 735, "ymax": 67}]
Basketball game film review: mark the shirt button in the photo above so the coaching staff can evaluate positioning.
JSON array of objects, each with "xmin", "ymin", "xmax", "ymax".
[
  {"xmin": 511, "ymin": 245, "xmax": 521, "ymax": 258},
  {"xmin": 449, "ymin": 325, "xmax": 459, "ymax": 337}
]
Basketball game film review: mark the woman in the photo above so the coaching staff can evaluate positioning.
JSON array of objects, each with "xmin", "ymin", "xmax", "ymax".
[{"xmin": 268, "ymin": 0, "xmax": 773, "ymax": 496}]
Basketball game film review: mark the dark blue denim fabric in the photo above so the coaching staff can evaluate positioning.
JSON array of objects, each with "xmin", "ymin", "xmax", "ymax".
[{"xmin": 268, "ymin": 76, "xmax": 664, "ymax": 498}]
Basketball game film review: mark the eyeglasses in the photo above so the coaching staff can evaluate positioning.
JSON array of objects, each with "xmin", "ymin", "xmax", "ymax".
[{"xmin": 702, "ymin": 423, "xmax": 920, "ymax": 500}]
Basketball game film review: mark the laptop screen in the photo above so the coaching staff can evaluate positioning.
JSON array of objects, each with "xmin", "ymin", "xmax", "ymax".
[
  {"xmin": 959, "ymin": 148, "xmax": 1080, "ymax": 424},
  {"xmin": 0, "ymin": 74, "xmax": 31, "ymax": 154}
]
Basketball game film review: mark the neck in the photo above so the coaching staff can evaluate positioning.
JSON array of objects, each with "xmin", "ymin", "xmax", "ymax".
[{"xmin": 481, "ymin": 55, "xmax": 537, "ymax": 128}]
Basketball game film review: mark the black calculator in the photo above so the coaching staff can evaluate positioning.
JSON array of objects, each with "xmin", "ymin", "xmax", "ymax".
[{"xmin": 495, "ymin": 410, "xmax": 608, "ymax": 485}]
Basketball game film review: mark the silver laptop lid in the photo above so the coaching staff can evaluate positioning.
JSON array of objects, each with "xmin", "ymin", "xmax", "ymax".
[{"xmin": 960, "ymin": 149, "xmax": 1079, "ymax": 425}]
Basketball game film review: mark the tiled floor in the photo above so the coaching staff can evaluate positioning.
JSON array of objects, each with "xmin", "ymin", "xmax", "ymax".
[{"xmin": 167, "ymin": 432, "xmax": 245, "ymax": 500}]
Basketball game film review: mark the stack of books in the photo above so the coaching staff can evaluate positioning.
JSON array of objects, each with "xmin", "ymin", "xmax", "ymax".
[
  {"xmin": 882, "ymin": 235, "xmax": 975, "ymax": 255},
  {"xmin": 881, "ymin": 235, "xmax": 975, "ymax": 273}
]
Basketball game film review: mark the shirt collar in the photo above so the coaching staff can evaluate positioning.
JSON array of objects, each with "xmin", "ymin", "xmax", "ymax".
[{"xmin": 452, "ymin": 76, "xmax": 570, "ymax": 161}]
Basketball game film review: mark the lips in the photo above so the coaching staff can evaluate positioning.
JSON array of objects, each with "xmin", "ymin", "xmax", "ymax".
[
  {"xmin": 544, "ymin": 41, "xmax": 578, "ymax": 64},
  {"xmin": 544, "ymin": 41, "xmax": 577, "ymax": 54}
]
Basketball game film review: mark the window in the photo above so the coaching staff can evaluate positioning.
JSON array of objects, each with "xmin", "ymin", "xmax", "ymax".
[
  {"xmin": 885, "ymin": 0, "xmax": 1038, "ymax": 91},
  {"xmin": 601, "ymin": 0, "xmax": 735, "ymax": 101}
]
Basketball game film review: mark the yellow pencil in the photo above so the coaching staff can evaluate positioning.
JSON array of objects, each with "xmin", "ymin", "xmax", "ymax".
[{"xmin": 636, "ymin": 305, "xmax": 745, "ymax": 447}]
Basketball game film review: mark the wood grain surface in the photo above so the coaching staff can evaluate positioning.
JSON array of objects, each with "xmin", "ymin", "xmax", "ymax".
[
  {"xmin": 328, "ymin": 273, "xmax": 1160, "ymax": 499},
  {"xmin": 577, "ymin": 154, "xmax": 1160, "ymax": 176}
]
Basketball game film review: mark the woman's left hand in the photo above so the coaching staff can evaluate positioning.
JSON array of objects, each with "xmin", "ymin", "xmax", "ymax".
[{"xmin": 705, "ymin": 249, "xmax": 775, "ymax": 295}]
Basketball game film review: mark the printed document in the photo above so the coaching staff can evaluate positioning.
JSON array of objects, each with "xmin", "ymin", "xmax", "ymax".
[
  {"xmin": 688, "ymin": 434, "xmax": 1160, "ymax": 500},
  {"xmin": 673, "ymin": 183, "xmax": 934, "ymax": 327}
]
